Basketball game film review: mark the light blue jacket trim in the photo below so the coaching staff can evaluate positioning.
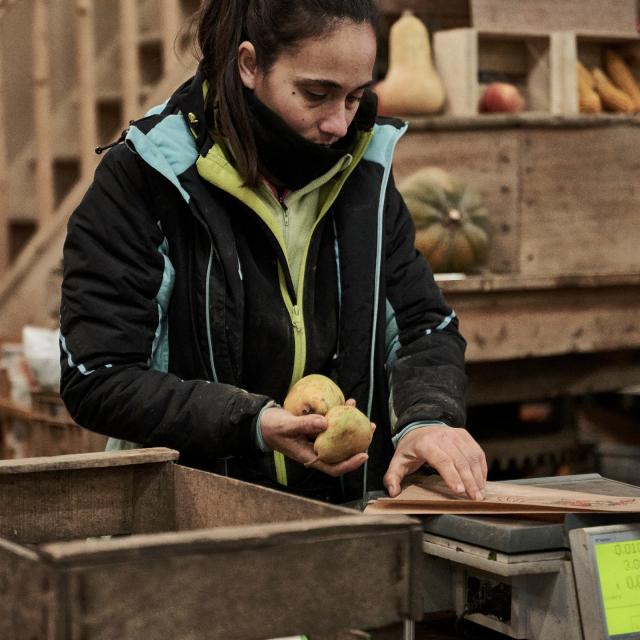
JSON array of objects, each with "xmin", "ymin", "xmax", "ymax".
[
  {"xmin": 436, "ymin": 310, "xmax": 456, "ymax": 331},
  {"xmin": 125, "ymin": 114, "xmax": 198, "ymax": 204},
  {"xmin": 364, "ymin": 121, "xmax": 408, "ymax": 419},
  {"xmin": 385, "ymin": 299, "xmax": 401, "ymax": 367},
  {"xmin": 108, "ymin": 237, "xmax": 175, "ymax": 452},
  {"xmin": 391, "ymin": 420, "xmax": 449, "ymax": 448},
  {"xmin": 149, "ymin": 237, "xmax": 175, "ymax": 372},
  {"xmin": 361, "ymin": 121, "xmax": 408, "ymax": 500},
  {"xmin": 59, "ymin": 333, "xmax": 97, "ymax": 376},
  {"xmin": 363, "ymin": 121, "xmax": 409, "ymax": 167},
  {"xmin": 145, "ymin": 99, "xmax": 169, "ymax": 117}
]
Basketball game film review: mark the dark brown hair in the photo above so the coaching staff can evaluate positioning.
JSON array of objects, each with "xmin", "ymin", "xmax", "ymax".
[{"xmin": 195, "ymin": 0, "xmax": 378, "ymax": 187}]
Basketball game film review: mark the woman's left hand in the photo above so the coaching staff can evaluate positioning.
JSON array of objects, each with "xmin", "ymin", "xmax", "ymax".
[{"xmin": 383, "ymin": 425, "xmax": 487, "ymax": 500}]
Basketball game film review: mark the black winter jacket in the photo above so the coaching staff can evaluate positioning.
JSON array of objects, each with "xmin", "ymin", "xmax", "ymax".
[{"xmin": 60, "ymin": 72, "xmax": 467, "ymax": 502}]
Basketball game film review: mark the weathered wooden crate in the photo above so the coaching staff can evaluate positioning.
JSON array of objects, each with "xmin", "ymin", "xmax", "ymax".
[
  {"xmin": 0, "ymin": 448, "xmax": 423, "ymax": 640},
  {"xmin": 470, "ymin": 0, "xmax": 638, "ymax": 38},
  {"xmin": 0, "ymin": 397, "xmax": 107, "ymax": 459},
  {"xmin": 394, "ymin": 117, "xmax": 640, "ymax": 278},
  {"xmin": 434, "ymin": 26, "xmax": 640, "ymax": 117},
  {"xmin": 434, "ymin": 28, "xmax": 578, "ymax": 116}
]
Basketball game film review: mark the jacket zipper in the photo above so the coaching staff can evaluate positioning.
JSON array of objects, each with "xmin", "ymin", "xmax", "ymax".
[
  {"xmin": 272, "ymin": 192, "xmax": 306, "ymax": 486},
  {"xmin": 280, "ymin": 196, "xmax": 290, "ymax": 245}
]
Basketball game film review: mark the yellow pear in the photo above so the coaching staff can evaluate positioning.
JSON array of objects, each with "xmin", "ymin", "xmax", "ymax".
[
  {"xmin": 312, "ymin": 405, "xmax": 372, "ymax": 464},
  {"xmin": 283, "ymin": 374, "xmax": 345, "ymax": 416}
]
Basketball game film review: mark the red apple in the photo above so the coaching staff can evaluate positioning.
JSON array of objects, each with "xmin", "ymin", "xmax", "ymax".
[{"xmin": 480, "ymin": 82, "xmax": 525, "ymax": 113}]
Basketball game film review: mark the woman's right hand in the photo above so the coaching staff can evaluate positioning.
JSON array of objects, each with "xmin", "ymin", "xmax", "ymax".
[{"xmin": 259, "ymin": 406, "xmax": 368, "ymax": 477}]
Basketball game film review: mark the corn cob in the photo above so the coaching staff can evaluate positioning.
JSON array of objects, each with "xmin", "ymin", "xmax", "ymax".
[
  {"xmin": 605, "ymin": 50, "xmax": 640, "ymax": 112},
  {"xmin": 577, "ymin": 62, "xmax": 602, "ymax": 113},
  {"xmin": 592, "ymin": 67, "xmax": 634, "ymax": 113}
]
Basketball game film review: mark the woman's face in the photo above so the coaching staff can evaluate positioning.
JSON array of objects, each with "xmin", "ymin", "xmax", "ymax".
[{"xmin": 238, "ymin": 20, "xmax": 377, "ymax": 145}]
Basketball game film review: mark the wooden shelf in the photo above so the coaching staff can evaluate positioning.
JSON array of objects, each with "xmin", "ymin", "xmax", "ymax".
[
  {"xmin": 436, "ymin": 272, "xmax": 640, "ymax": 294},
  {"xmin": 401, "ymin": 112, "xmax": 640, "ymax": 131}
]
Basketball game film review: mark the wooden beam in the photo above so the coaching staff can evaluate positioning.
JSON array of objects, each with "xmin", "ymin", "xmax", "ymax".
[
  {"xmin": 119, "ymin": 0, "xmax": 141, "ymax": 126},
  {"xmin": 75, "ymin": 0, "xmax": 98, "ymax": 179},
  {"xmin": 33, "ymin": 0, "xmax": 54, "ymax": 220},
  {"xmin": 0, "ymin": 445, "xmax": 178, "ymax": 474},
  {"xmin": 161, "ymin": 0, "xmax": 181, "ymax": 73},
  {"xmin": 0, "ymin": 13, "xmax": 9, "ymax": 272},
  {"xmin": 466, "ymin": 350, "xmax": 640, "ymax": 404},
  {"xmin": 470, "ymin": 0, "xmax": 639, "ymax": 38}
]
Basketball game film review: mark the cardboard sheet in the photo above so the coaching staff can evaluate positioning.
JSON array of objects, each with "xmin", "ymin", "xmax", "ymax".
[{"xmin": 364, "ymin": 475, "xmax": 640, "ymax": 515}]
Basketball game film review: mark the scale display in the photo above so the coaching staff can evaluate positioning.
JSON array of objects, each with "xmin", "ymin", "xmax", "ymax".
[{"xmin": 593, "ymin": 532, "xmax": 640, "ymax": 638}]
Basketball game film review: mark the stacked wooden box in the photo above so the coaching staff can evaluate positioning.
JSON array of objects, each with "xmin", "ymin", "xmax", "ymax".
[
  {"xmin": 388, "ymin": 0, "xmax": 640, "ymax": 403},
  {"xmin": 432, "ymin": 0, "xmax": 640, "ymax": 115},
  {"xmin": 0, "ymin": 393, "xmax": 107, "ymax": 459},
  {"xmin": 0, "ymin": 448, "xmax": 422, "ymax": 640}
]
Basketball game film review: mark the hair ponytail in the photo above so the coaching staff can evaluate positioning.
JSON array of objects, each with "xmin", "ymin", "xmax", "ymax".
[
  {"xmin": 196, "ymin": 0, "xmax": 258, "ymax": 183},
  {"xmin": 196, "ymin": 0, "xmax": 378, "ymax": 187}
]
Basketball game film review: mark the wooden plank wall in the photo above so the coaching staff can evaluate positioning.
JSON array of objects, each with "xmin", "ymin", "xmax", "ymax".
[{"xmin": 519, "ymin": 127, "xmax": 640, "ymax": 277}]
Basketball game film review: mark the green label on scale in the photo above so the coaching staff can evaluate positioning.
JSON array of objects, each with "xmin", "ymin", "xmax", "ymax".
[{"xmin": 595, "ymin": 539, "xmax": 640, "ymax": 636}]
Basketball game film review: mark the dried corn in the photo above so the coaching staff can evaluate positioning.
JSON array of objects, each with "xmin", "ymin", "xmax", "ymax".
[
  {"xmin": 592, "ymin": 67, "xmax": 634, "ymax": 113},
  {"xmin": 605, "ymin": 50, "xmax": 640, "ymax": 112},
  {"xmin": 577, "ymin": 62, "xmax": 602, "ymax": 113}
]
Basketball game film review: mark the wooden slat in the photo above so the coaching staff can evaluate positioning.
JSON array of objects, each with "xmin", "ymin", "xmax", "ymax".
[
  {"xmin": 0, "ymin": 539, "xmax": 57, "ymax": 640},
  {"xmin": 41, "ymin": 517, "xmax": 420, "ymax": 639},
  {"xmin": 75, "ymin": 0, "xmax": 98, "ymax": 179},
  {"xmin": 434, "ymin": 28, "xmax": 479, "ymax": 116},
  {"xmin": 161, "ymin": 0, "xmax": 181, "ymax": 73},
  {"xmin": 470, "ymin": 0, "xmax": 638, "ymax": 37},
  {"xmin": 403, "ymin": 113, "xmax": 640, "ymax": 131},
  {"xmin": 467, "ymin": 350, "xmax": 640, "ymax": 405},
  {"xmin": 0, "ymin": 15, "xmax": 9, "ymax": 272},
  {"xmin": 119, "ymin": 0, "xmax": 141, "ymax": 126},
  {"xmin": 447, "ymin": 282, "xmax": 640, "ymax": 362},
  {"xmin": 32, "ymin": 0, "xmax": 54, "ymax": 220},
  {"xmin": 174, "ymin": 465, "xmax": 351, "ymax": 530},
  {"xmin": 0, "ymin": 446, "xmax": 178, "ymax": 474}
]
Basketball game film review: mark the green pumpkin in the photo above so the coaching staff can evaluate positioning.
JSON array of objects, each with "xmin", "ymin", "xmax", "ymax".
[{"xmin": 399, "ymin": 167, "xmax": 490, "ymax": 273}]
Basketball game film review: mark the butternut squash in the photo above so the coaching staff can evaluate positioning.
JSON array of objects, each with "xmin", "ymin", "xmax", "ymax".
[{"xmin": 375, "ymin": 11, "xmax": 446, "ymax": 115}]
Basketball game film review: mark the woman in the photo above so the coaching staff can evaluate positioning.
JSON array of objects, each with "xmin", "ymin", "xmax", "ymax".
[{"xmin": 60, "ymin": 0, "xmax": 487, "ymax": 503}]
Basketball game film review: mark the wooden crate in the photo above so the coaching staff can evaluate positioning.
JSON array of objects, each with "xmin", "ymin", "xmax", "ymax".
[
  {"xmin": 0, "ymin": 448, "xmax": 423, "ymax": 640},
  {"xmin": 434, "ymin": 28, "xmax": 578, "ymax": 115},
  {"xmin": 393, "ymin": 117, "xmax": 640, "ymax": 277},
  {"xmin": 470, "ymin": 0, "xmax": 638, "ymax": 38},
  {"xmin": 0, "ymin": 397, "xmax": 107, "ymax": 459}
]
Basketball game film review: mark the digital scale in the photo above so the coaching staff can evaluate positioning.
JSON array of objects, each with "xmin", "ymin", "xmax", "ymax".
[{"xmin": 418, "ymin": 474, "xmax": 640, "ymax": 640}]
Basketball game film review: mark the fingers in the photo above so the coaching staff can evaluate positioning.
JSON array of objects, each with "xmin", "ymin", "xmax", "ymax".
[
  {"xmin": 345, "ymin": 398, "xmax": 357, "ymax": 407},
  {"xmin": 387, "ymin": 426, "xmax": 488, "ymax": 501},
  {"xmin": 291, "ymin": 414, "xmax": 327, "ymax": 437},
  {"xmin": 425, "ymin": 431, "xmax": 486, "ymax": 500},
  {"xmin": 383, "ymin": 450, "xmax": 423, "ymax": 498},
  {"xmin": 311, "ymin": 452, "xmax": 369, "ymax": 477}
]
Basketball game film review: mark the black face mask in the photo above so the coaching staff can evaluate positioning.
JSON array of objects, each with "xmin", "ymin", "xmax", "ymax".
[{"xmin": 246, "ymin": 88, "xmax": 377, "ymax": 191}]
